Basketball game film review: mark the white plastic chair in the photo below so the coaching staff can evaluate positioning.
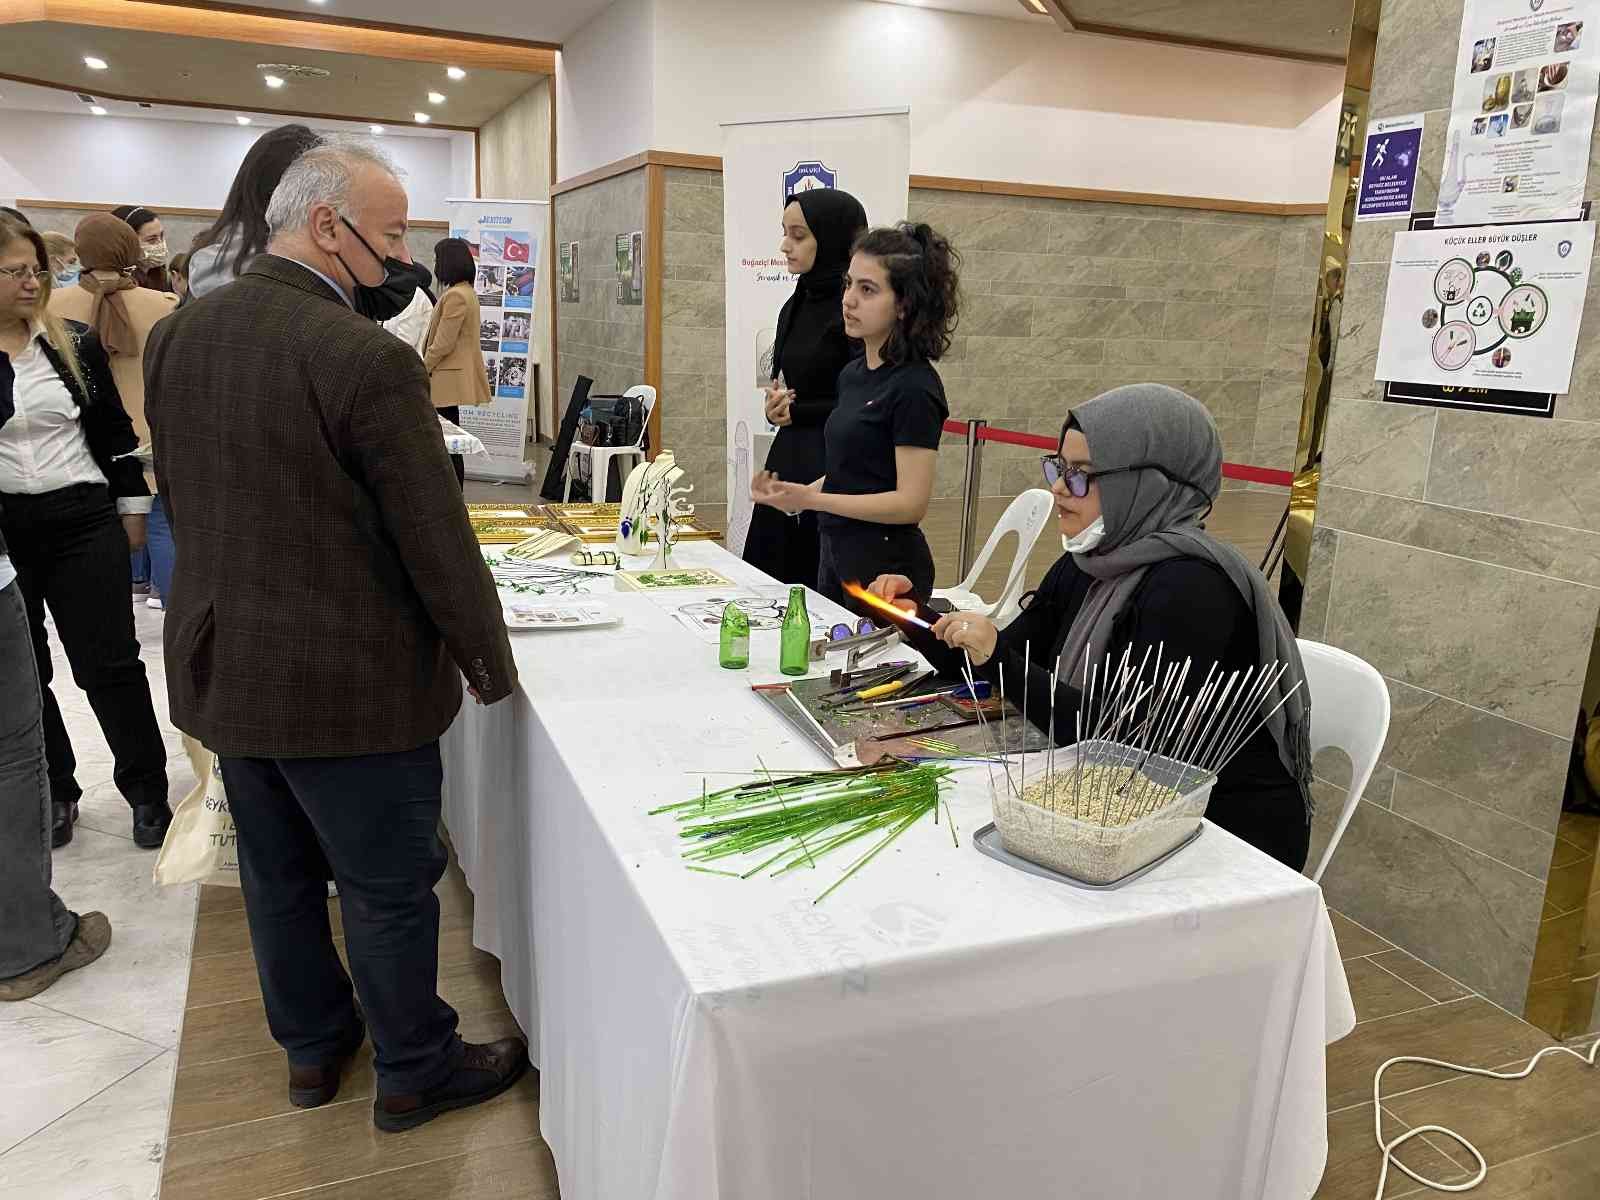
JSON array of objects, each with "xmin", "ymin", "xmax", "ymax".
[
  {"xmin": 563, "ymin": 384, "xmax": 656, "ymax": 502},
  {"xmin": 1298, "ymin": 639, "xmax": 1391, "ymax": 883},
  {"xmin": 933, "ymin": 489, "xmax": 1055, "ymax": 626}
]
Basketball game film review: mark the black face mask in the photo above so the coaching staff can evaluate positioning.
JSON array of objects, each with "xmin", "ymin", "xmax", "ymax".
[{"xmin": 338, "ymin": 215, "xmax": 422, "ymax": 322}]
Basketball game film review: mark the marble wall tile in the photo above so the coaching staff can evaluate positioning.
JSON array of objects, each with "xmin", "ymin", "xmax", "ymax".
[
  {"xmin": 663, "ymin": 231, "xmax": 723, "ymax": 279},
  {"xmin": 1327, "ymin": 534, "xmax": 1597, "ymax": 735},
  {"xmin": 666, "ymin": 166, "xmax": 721, "ymax": 190},
  {"xmin": 1428, "ymin": 412, "xmax": 1600, "ymax": 532},
  {"xmin": 1369, "ymin": 0, "xmax": 1464, "ymax": 118},
  {"xmin": 960, "ymin": 293, "xmax": 1036, "ymax": 338},
  {"xmin": 1328, "ymin": 262, "xmax": 1387, "ymax": 401},
  {"xmin": 1411, "ymin": 108, "xmax": 1449, "ymax": 211},
  {"xmin": 1163, "ymin": 301, "xmax": 1272, "ymax": 344},
  {"xmin": 1179, "ymin": 222, "xmax": 1279, "ymax": 266},
  {"xmin": 1299, "ymin": 523, "xmax": 1339, "ymax": 641},
  {"xmin": 1308, "ymin": 766, "xmax": 1397, "ymax": 882},
  {"xmin": 664, "ymin": 181, "xmax": 723, "ymax": 235},
  {"xmin": 1554, "ymin": 261, "xmax": 1600, "ymax": 422},
  {"xmin": 1320, "ymin": 399, "xmax": 1435, "ymax": 498},
  {"xmin": 1318, "ymin": 483, "xmax": 1600, "ymax": 589},
  {"xmin": 1379, "ymin": 676, "xmax": 1572, "ymax": 831},
  {"xmin": 1319, "ymin": 799, "xmax": 1543, "ymax": 1012},
  {"xmin": 1390, "ymin": 770, "xmax": 1558, "ymax": 879},
  {"xmin": 1046, "ymin": 213, "xmax": 1184, "ymax": 259},
  {"xmin": 1345, "ymin": 218, "xmax": 1409, "ymax": 268},
  {"xmin": 661, "ymin": 278, "xmax": 725, "ymax": 330},
  {"xmin": 1102, "ymin": 338, "xmax": 1233, "ymax": 369},
  {"xmin": 1029, "ymin": 298, "xmax": 1167, "ymax": 341}
]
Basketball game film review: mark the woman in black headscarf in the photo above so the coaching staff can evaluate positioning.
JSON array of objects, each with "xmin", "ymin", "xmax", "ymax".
[{"xmin": 742, "ymin": 188, "xmax": 867, "ymax": 588}]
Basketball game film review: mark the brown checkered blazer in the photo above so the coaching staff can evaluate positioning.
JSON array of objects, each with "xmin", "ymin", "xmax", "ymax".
[{"xmin": 144, "ymin": 254, "xmax": 516, "ymax": 757}]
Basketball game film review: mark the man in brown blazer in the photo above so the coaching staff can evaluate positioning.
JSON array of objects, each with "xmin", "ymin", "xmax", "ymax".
[{"xmin": 144, "ymin": 140, "xmax": 526, "ymax": 1132}]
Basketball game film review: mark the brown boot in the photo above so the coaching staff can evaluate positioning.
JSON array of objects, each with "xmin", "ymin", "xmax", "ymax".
[
  {"xmin": 373, "ymin": 1036, "xmax": 529, "ymax": 1133},
  {"xmin": 288, "ymin": 1025, "xmax": 367, "ymax": 1108},
  {"xmin": 0, "ymin": 912, "xmax": 112, "ymax": 1002}
]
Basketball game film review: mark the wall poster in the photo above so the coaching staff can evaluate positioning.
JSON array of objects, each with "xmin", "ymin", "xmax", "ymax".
[
  {"xmin": 1438, "ymin": 0, "xmax": 1600, "ymax": 225},
  {"xmin": 1356, "ymin": 113, "xmax": 1425, "ymax": 221},
  {"xmin": 448, "ymin": 197, "xmax": 548, "ymax": 482},
  {"xmin": 1375, "ymin": 217, "xmax": 1595, "ymax": 396},
  {"xmin": 616, "ymin": 232, "xmax": 643, "ymax": 305},
  {"xmin": 559, "ymin": 241, "xmax": 579, "ymax": 302}
]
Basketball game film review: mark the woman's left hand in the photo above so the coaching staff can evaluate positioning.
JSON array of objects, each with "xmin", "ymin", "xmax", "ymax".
[
  {"xmin": 933, "ymin": 611, "xmax": 999, "ymax": 665},
  {"xmin": 121, "ymin": 514, "xmax": 147, "ymax": 551},
  {"xmin": 750, "ymin": 471, "xmax": 813, "ymax": 514}
]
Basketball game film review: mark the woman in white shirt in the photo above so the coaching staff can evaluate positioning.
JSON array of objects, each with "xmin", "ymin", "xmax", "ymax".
[{"xmin": 0, "ymin": 214, "xmax": 171, "ymax": 850}]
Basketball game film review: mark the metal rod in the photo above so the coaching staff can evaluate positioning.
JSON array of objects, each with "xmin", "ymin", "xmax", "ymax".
[{"xmin": 954, "ymin": 418, "xmax": 987, "ymax": 580}]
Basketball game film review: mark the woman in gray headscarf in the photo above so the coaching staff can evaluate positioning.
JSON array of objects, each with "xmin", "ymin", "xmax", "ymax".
[{"xmin": 870, "ymin": 384, "xmax": 1313, "ymax": 870}]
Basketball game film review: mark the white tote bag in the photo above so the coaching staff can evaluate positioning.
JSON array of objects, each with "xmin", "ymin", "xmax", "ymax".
[{"xmin": 153, "ymin": 735, "xmax": 240, "ymax": 888}]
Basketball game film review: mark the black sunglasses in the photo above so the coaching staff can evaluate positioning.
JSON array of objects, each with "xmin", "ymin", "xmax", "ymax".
[
  {"xmin": 827, "ymin": 619, "xmax": 879, "ymax": 641},
  {"xmin": 1041, "ymin": 455, "xmax": 1200, "ymax": 498}
]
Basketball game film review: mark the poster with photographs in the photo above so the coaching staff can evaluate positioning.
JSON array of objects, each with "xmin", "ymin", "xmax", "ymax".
[
  {"xmin": 1439, "ymin": 0, "xmax": 1600, "ymax": 225},
  {"xmin": 616, "ymin": 231, "xmax": 643, "ymax": 305},
  {"xmin": 559, "ymin": 241, "xmax": 579, "ymax": 302},
  {"xmin": 447, "ymin": 197, "xmax": 548, "ymax": 481}
]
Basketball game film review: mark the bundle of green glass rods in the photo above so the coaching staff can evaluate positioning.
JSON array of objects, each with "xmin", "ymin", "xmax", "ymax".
[{"xmin": 650, "ymin": 760, "xmax": 957, "ymax": 903}]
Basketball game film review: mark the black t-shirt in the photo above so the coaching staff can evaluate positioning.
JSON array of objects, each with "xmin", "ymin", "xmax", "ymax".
[{"xmin": 819, "ymin": 357, "xmax": 947, "ymax": 534}]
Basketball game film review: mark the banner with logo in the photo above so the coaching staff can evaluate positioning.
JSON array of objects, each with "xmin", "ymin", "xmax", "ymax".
[
  {"xmin": 719, "ymin": 109, "xmax": 910, "ymax": 556},
  {"xmin": 447, "ymin": 197, "xmax": 548, "ymax": 482}
]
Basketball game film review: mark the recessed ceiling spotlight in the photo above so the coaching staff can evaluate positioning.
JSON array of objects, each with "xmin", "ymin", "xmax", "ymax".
[
  {"xmin": 446, "ymin": 66, "xmax": 466, "ymax": 81},
  {"xmin": 84, "ymin": 56, "xmax": 108, "ymax": 70},
  {"xmin": 413, "ymin": 112, "xmax": 431, "ymax": 124},
  {"xmin": 236, "ymin": 115, "xmax": 252, "ymax": 125},
  {"xmin": 427, "ymin": 91, "xmax": 445, "ymax": 104},
  {"xmin": 264, "ymin": 74, "xmax": 285, "ymax": 89},
  {"xmin": 89, "ymin": 105, "xmax": 107, "ymax": 115},
  {"xmin": 370, "ymin": 124, "xmax": 385, "ymax": 135}
]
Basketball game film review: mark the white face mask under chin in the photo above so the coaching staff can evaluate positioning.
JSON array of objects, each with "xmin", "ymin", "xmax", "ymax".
[{"xmin": 1061, "ymin": 515, "xmax": 1106, "ymax": 554}]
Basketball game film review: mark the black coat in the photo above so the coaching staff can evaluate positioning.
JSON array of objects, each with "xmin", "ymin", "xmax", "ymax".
[{"xmin": 910, "ymin": 552, "xmax": 1311, "ymax": 871}]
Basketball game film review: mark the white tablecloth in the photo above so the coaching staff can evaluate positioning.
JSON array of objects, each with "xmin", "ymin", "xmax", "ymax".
[{"xmin": 442, "ymin": 542, "xmax": 1355, "ymax": 1200}]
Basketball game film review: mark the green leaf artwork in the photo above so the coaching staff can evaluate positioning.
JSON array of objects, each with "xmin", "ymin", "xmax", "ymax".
[{"xmin": 651, "ymin": 761, "xmax": 957, "ymax": 903}]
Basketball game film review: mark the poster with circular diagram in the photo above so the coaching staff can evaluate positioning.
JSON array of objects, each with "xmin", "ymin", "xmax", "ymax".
[{"xmin": 1375, "ymin": 220, "xmax": 1595, "ymax": 393}]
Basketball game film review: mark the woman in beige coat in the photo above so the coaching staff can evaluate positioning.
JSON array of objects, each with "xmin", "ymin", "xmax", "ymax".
[
  {"xmin": 423, "ymin": 238, "xmax": 492, "ymax": 486},
  {"xmin": 50, "ymin": 213, "xmax": 177, "ymax": 604}
]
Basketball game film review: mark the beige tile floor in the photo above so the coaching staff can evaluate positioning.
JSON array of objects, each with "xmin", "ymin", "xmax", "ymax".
[
  {"xmin": 0, "ymin": 602, "xmax": 200, "ymax": 1200},
  {"xmin": 13, "ymin": 474, "xmax": 1598, "ymax": 1200}
]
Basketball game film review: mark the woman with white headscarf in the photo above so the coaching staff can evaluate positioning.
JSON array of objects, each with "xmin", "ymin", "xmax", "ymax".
[{"xmin": 871, "ymin": 384, "xmax": 1313, "ymax": 869}]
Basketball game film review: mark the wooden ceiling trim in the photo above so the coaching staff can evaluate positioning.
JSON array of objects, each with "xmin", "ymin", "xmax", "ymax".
[{"xmin": 13, "ymin": 0, "xmax": 556, "ymax": 74}]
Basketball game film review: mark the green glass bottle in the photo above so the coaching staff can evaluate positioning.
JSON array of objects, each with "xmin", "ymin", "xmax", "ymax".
[
  {"xmin": 779, "ymin": 585, "xmax": 810, "ymax": 677},
  {"xmin": 719, "ymin": 601, "xmax": 750, "ymax": 670}
]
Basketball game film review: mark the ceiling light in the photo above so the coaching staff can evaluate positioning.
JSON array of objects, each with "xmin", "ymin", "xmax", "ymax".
[
  {"xmin": 413, "ymin": 112, "xmax": 431, "ymax": 124},
  {"xmin": 427, "ymin": 91, "xmax": 445, "ymax": 104},
  {"xmin": 370, "ymin": 124, "xmax": 385, "ymax": 135},
  {"xmin": 446, "ymin": 66, "xmax": 466, "ymax": 81},
  {"xmin": 84, "ymin": 55, "xmax": 108, "ymax": 70},
  {"xmin": 264, "ymin": 74, "xmax": 285, "ymax": 89},
  {"xmin": 89, "ymin": 105, "xmax": 107, "ymax": 115},
  {"xmin": 236, "ymin": 115, "xmax": 251, "ymax": 125}
]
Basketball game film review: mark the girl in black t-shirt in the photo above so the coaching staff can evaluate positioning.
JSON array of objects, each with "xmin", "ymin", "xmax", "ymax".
[{"xmin": 750, "ymin": 222, "xmax": 960, "ymax": 603}]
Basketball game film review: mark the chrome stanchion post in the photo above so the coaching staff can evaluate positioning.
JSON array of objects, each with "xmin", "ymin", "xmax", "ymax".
[{"xmin": 956, "ymin": 418, "xmax": 986, "ymax": 580}]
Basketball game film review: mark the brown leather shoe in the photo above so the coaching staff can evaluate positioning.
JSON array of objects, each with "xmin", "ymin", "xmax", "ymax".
[
  {"xmin": 373, "ymin": 1036, "xmax": 529, "ymax": 1133},
  {"xmin": 288, "ymin": 1027, "xmax": 366, "ymax": 1109},
  {"xmin": 0, "ymin": 912, "xmax": 112, "ymax": 1002}
]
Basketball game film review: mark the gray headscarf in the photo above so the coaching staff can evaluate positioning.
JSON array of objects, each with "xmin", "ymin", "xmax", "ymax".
[{"xmin": 1056, "ymin": 384, "xmax": 1313, "ymax": 819}]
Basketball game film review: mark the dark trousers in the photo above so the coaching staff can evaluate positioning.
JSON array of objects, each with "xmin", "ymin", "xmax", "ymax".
[
  {"xmin": 1, "ymin": 484, "xmax": 168, "ymax": 811},
  {"xmin": 218, "ymin": 742, "xmax": 463, "ymax": 1094},
  {"xmin": 438, "ymin": 405, "xmax": 466, "ymax": 487},
  {"xmin": 0, "ymin": 580, "xmax": 76, "ymax": 978},
  {"xmin": 818, "ymin": 522, "xmax": 936, "ymax": 606}
]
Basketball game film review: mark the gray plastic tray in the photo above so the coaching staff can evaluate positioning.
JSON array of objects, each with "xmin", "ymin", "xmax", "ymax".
[{"xmin": 972, "ymin": 821, "xmax": 1204, "ymax": 890}]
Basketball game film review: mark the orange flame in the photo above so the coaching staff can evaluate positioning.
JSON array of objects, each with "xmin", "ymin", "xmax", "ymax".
[{"xmin": 842, "ymin": 581, "xmax": 935, "ymax": 631}]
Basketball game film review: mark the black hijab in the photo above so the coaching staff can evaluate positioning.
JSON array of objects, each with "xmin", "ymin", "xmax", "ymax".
[{"xmin": 770, "ymin": 188, "xmax": 867, "ymax": 382}]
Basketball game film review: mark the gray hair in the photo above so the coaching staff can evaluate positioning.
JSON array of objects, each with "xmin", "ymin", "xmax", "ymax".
[{"xmin": 264, "ymin": 138, "xmax": 404, "ymax": 237}]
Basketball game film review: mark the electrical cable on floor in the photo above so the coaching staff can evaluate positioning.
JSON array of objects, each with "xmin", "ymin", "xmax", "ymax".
[{"xmin": 1370, "ymin": 1035, "xmax": 1600, "ymax": 1196}]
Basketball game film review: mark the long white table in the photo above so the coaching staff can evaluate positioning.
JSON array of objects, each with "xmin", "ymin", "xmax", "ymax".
[{"xmin": 441, "ymin": 541, "xmax": 1355, "ymax": 1200}]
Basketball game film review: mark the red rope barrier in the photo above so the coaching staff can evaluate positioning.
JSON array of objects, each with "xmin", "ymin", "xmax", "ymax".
[{"xmin": 940, "ymin": 419, "xmax": 1294, "ymax": 488}]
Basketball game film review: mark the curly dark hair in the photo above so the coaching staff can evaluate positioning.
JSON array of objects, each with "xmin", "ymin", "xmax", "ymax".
[{"xmin": 850, "ymin": 221, "xmax": 961, "ymax": 364}]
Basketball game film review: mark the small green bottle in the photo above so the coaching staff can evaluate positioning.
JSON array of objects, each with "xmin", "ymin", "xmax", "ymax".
[
  {"xmin": 779, "ymin": 585, "xmax": 810, "ymax": 676},
  {"xmin": 719, "ymin": 601, "xmax": 750, "ymax": 670}
]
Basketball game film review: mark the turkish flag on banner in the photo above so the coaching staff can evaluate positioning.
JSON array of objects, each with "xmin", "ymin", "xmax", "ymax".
[{"xmin": 504, "ymin": 238, "xmax": 530, "ymax": 263}]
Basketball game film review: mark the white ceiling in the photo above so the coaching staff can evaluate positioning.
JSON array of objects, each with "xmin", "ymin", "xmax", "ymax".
[
  {"xmin": 235, "ymin": 0, "xmax": 615, "ymax": 43},
  {"xmin": 863, "ymin": 0, "xmax": 1045, "ymax": 20},
  {"xmin": 0, "ymin": 78, "xmax": 462, "ymax": 140}
]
